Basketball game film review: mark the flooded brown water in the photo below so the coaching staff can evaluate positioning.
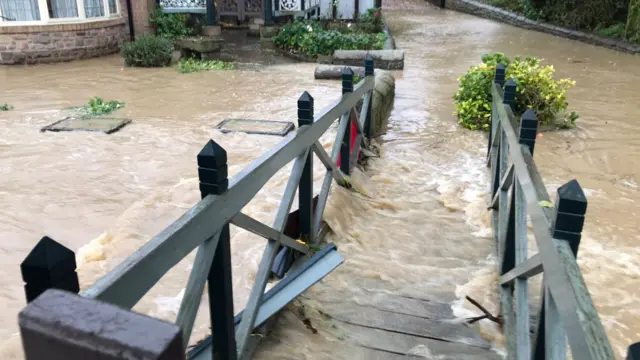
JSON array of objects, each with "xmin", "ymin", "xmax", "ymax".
[{"xmin": 1, "ymin": 1, "xmax": 639, "ymax": 358}]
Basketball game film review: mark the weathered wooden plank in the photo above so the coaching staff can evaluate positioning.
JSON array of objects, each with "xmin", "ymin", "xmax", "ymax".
[
  {"xmin": 357, "ymin": 92, "xmax": 371, "ymax": 132},
  {"xmin": 500, "ymin": 253, "xmax": 542, "ymax": 285},
  {"xmin": 490, "ymin": 164, "xmax": 514, "ymax": 210},
  {"xmin": 230, "ymin": 212, "xmax": 309, "ymax": 254},
  {"xmin": 336, "ymin": 321, "xmax": 502, "ymax": 359},
  {"xmin": 545, "ymin": 285, "xmax": 567, "ymax": 359},
  {"xmin": 312, "ymin": 141, "xmax": 346, "ymax": 186},
  {"xmin": 514, "ymin": 180, "xmax": 531, "ymax": 359},
  {"xmin": 176, "ymin": 232, "xmax": 221, "ymax": 348},
  {"xmin": 236, "ymin": 148, "xmax": 310, "ymax": 357},
  {"xmin": 20, "ymin": 289, "xmax": 184, "ymax": 360},
  {"xmin": 319, "ymin": 302, "xmax": 491, "ymax": 348},
  {"xmin": 493, "ymin": 82, "xmax": 614, "ymax": 359},
  {"xmin": 82, "ymin": 78, "xmax": 373, "ymax": 309}
]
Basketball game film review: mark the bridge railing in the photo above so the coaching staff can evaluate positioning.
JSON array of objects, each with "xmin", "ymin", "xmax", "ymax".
[
  {"xmin": 17, "ymin": 56, "xmax": 376, "ymax": 360},
  {"xmin": 487, "ymin": 63, "xmax": 626, "ymax": 359}
]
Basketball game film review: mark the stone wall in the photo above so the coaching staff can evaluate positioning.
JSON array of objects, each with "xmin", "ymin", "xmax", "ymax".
[
  {"xmin": 370, "ymin": 70, "xmax": 395, "ymax": 138},
  {"xmin": 433, "ymin": 0, "xmax": 640, "ymax": 54},
  {"xmin": 0, "ymin": 19, "xmax": 127, "ymax": 65}
]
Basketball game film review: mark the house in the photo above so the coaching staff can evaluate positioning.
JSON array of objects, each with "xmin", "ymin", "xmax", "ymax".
[
  {"xmin": 0, "ymin": 0, "xmax": 379, "ymax": 65},
  {"xmin": 0, "ymin": 0, "xmax": 155, "ymax": 64}
]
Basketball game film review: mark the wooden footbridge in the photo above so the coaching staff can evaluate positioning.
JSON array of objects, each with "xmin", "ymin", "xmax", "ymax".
[{"xmin": 16, "ymin": 57, "xmax": 640, "ymax": 359}]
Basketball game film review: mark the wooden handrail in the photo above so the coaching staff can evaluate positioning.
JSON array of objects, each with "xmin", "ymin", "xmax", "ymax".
[
  {"xmin": 19, "ymin": 56, "xmax": 377, "ymax": 360},
  {"xmin": 488, "ymin": 67, "xmax": 617, "ymax": 359}
]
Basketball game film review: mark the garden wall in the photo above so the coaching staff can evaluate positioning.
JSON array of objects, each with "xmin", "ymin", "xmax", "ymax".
[
  {"xmin": 0, "ymin": 19, "xmax": 127, "ymax": 65},
  {"xmin": 428, "ymin": 0, "xmax": 640, "ymax": 54}
]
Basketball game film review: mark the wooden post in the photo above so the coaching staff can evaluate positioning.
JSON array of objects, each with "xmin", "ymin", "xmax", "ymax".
[
  {"xmin": 21, "ymin": 236, "xmax": 79, "ymax": 303},
  {"xmin": 495, "ymin": 63, "xmax": 506, "ymax": 87},
  {"xmin": 19, "ymin": 289, "xmax": 184, "ymax": 360},
  {"xmin": 488, "ymin": 62, "xmax": 506, "ymax": 158},
  {"xmin": 298, "ymin": 91, "xmax": 314, "ymax": 243},
  {"xmin": 197, "ymin": 140, "xmax": 237, "ymax": 360},
  {"xmin": 364, "ymin": 54, "xmax": 374, "ymax": 140},
  {"xmin": 628, "ymin": 343, "xmax": 640, "ymax": 360},
  {"xmin": 205, "ymin": 0, "xmax": 217, "ymax": 25},
  {"xmin": 341, "ymin": 67, "xmax": 354, "ymax": 175},
  {"xmin": 503, "ymin": 78, "xmax": 517, "ymax": 112},
  {"xmin": 519, "ymin": 109, "xmax": 538, "ymax": 155},
  {"xmin": 533, "ymin": 179, "xmax": 587, "ymax": 359}
]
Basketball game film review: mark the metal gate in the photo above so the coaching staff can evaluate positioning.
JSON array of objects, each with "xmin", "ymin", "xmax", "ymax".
[{"xmin": 218, "ymin": 0, "xmax": 263, "ymax": 21}]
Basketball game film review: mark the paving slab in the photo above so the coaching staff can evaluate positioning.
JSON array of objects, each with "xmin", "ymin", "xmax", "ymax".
[{"xmin": 41, "ymin": 117, "xmax": 132, "ymax": 134}]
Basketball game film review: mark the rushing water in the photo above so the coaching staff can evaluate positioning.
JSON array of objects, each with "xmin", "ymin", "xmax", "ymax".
[{"xmin": 1, "ymin": 1, "xmax": 639, "ymax": 358}]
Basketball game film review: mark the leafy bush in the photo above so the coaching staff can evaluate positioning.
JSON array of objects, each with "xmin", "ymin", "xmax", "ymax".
[
  {"xmin": 0, "ymin": 103, "xmax": 13, "ymax": 111},
  {"xmin": 453, "ymin": 53, "xmax": 578, "ymax": 131},
  {"xmin": 71, "ymin": 97, "xmax": 125, "ymax": 116},
  {"xmin": 178, "ymin": 58, "xmax": 236, "ymax": 73},
  {"xmin": 150, "ymin": 7, "xmax": 192, "ymax": 40},
  {"xmin": 595, "ymin": 23, "xmax": 627, "ymax": 38},
  {"xmin": 273, "ymin": 20, "xmax": 386, "ymax": 57},
  {"xmin": 359, "ymin": 7, "xmax": 384, "ymax": 33},
  {"xmin": 120, "ymin": 36, "xmax": 174, "ymax": 67}
]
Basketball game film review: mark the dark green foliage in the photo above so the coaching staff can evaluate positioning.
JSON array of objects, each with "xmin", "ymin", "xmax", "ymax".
[
  {"xmin": 359, "ymin": 8, "xmax": 384, "ymax": 33},
  {"xmin": 150, "ymin": 6, "xmax": 193, "ymax": 40},
  {"xmin": 120, "ymin": 36, "xmax": 174, "ymax": 67},
  {"xmin": 273, "ymin": 20, "xmax": 386, "ymax": 57},
  {"xmin": 485, "ymin": 0, "xmax": 630, "ymax": 32},
  {"xmin": 595, "ymin": 23, "xmax": 627, "ymax": 38},
  {"xmin": 0, "ymin": 103, "xmax": 13, "ymax": 111}
]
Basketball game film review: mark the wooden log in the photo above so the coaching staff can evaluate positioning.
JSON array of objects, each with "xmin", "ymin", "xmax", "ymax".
[{"xmin": 314, "ymin": 64, "xmax": 366, "ymax": 80}]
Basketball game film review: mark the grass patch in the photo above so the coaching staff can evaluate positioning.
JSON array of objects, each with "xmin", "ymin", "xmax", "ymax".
[
  {"xmin": 0, "ymin": 103, "xmax": 13, "ymax": 111},
  {"xmin": 71, "ymin": 97, "xmax": 125, "ymax": 117},
  {"xmin": 178, "ymin": 58, "xmax": 236, "ymax": 74}
]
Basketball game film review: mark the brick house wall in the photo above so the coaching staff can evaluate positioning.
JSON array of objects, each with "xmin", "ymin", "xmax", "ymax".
[{"xmin": 0, "ymin": 0, "xmax": 157, "ymax": 65}]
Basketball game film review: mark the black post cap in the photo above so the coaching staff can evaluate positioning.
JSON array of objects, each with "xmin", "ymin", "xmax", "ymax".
[
  {"xmin": 552, "ymin": 179, "xmax": 588, "ymax": 255},
  {"xmin": 198, "ymin": 139, "xmax": 229, "ymax": 197},
  {"xmin": 628, "ymin": 342, "xmax": 640, "ymax": 360},
  {"xmin": 342, "ymin": 67, "xmax": 354, "ymax": 94},
  {"xmin": 197, "ymin": 140, "xmax": 227, "ymax": 169},
  {"xmin": 21, "ymin": 236, "xmax": 79, "ymax": 302},
  {"xmin": 494, "ymin": 63, "xmax": 506, "ymax": 87},
  {"xmin": 364, "ymin": 54, "xmax": 374, "ymax": 76},
  {"xmin": 503, "ymin": 78, "xmax": 517, "ymax": 109},
  {"xmin": 519, "ymin": 108, "xmax": 539, "ymax": 155},
  {"xmin": 297, "ymin": 91, "xmax": 314, "ymax": 126}
]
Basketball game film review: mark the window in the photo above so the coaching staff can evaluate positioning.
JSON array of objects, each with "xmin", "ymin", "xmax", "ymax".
[{"xmin": 0, "ymin": 0, "xmax": 119, "ymax": 23}]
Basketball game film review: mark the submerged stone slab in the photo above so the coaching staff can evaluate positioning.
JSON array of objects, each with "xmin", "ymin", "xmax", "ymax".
[
  {"xmin": 215, "ymin": 119, "xmax": 295, "ymax": 136},
  {"xmin": 41, "ymin": 117, "xmax": 132, "ymax": 134}
]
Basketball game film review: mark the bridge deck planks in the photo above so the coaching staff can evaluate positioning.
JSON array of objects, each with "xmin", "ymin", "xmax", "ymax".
[{"xmin": 312, "ymin": 284, "xmax": 501, "ymax": 359}]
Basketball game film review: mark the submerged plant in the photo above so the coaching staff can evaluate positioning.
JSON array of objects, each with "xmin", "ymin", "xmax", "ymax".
[
  {"xmin": 72, "ymin": 97, "xmax": 125, "ymax": 116},
  {"xmin": 177, "ymin": 58, "xmax": 236, "ymax": 74}
]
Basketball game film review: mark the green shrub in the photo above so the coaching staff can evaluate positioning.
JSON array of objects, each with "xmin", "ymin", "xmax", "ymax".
[
  {"xmin": 120, "ymin": 36, "xmax": 174, "ymax": 67},
  {"xmin": 595, "ymin": 23, "xmax": 627, "ymax": 38},
  {"xmin": 178, "ymin": 58, "xmax": 236, "ymax": 73},
  {"xmin": 273, "ymin": 20, "xmax": 386, "ymax": 57},
  {"xmin": 70, "ymin": 97, "xmax": 125, "ymax": 116},
  {"xmin": 453, "ymin": 53, "xmax": 578, "ymax": 131},
  {"xmin": 359, "ymin": 7, "xmax": 384, "ymax": 33},
  {"xmin": 0, "ymin": 103, "xmax": 13, "ymax": 111},
  {"xmin": 539, "ymin": 0, "xmax": 626, "ymax": 30},
  {"xmin": 150, "ymin": 7, "xmax": 192, "ymax": 40}
]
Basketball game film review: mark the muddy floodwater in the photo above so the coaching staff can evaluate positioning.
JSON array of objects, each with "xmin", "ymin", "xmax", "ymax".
[{"xmin": 1, "ymin": 0, "xmax": 639, "ymax": 358}]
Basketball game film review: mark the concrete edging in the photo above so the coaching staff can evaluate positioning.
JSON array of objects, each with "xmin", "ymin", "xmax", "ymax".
[
  {"xmin": 313, "ymin": 65, "xmax": 395, "ymax": 138},
  {"xmin": 428, "ymin": 0, "xmax": 640, "ymax": 54}
]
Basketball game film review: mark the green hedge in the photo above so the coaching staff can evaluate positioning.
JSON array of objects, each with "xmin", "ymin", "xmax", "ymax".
[{"xmin": 120, "ymin": 36, "xmax": 174, "ymax": 67}]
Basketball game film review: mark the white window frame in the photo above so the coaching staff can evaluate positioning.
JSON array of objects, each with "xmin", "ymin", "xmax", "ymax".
[{"xmin": 0, "ymin": 0, "xmax": 120, "ymax": 26}]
